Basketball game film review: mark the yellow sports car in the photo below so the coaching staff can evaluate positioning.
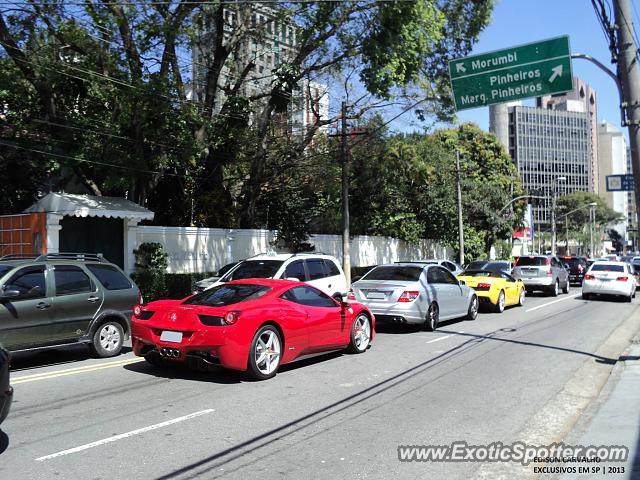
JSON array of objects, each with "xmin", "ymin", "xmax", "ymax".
[{"xmin": 456, "ymin": 269, "xmax": 525, "ymax": 313}]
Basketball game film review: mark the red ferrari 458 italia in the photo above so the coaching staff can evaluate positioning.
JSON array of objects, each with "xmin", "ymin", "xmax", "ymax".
[{"xmin": 132, "ymin": 279, "xmax": 374, "ymax": 380}]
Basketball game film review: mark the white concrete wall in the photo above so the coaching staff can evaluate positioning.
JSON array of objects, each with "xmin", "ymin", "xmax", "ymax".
[{"xmin": 135, "ymin": 226, "xmax": 451, "ymax": 274}]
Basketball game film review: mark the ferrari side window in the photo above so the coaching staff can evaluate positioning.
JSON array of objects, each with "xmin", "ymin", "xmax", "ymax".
[{"xmin": 281, "ymin": 286, "xmax": 336, "ymax": 308}]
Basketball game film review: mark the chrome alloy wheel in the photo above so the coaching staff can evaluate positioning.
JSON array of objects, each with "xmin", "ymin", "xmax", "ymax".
[
  {"xmin": 353, "ymin": 314, "xmax": 371, "ymax": 351},
  {"xmin": 254, "ymin": 329, "xmax": 281, "ymax": 375},
  {"xmin": 99, "ymin": 324, "xmax": 121, "ymax": 352}
]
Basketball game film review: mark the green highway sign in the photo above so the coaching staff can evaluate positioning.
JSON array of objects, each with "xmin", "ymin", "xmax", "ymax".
[{"xmin": 449, "ymin": 36, "xmax": 573, "ymax": 111}]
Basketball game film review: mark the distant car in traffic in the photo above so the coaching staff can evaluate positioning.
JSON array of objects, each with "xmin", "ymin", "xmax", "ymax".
[
  {"xmin": 456, "ymin": 270, "xmax": 525, "ymax": 312},
  {"xmin": 582, "ymin": 261, "xmax": 636, "ymax": 302},
  {"xmin": 132, "ymin": 279, "xmax": 373, "ymax": 380},
  {"xmin": 512, "ymin": 255, "xmax": 570, "ymax": 296},
  {"xmin": 348, "ymin": 263, "xmax": 478, "ymax": 331},
  {"xmin": 562, "ymin": 256, "xmax": 588, "ymax": 285},
  {"xmin": 193, "ymin": 261, "xmax": 240, "ymax": 293},
  {"xmin": 0, "ymin": 342, "xmax": 11, "ymax": 426}
]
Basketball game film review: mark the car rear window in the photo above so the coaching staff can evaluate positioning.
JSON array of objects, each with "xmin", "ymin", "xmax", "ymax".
[
  {"xmin": 86, "ymin": 264, "xmax": 132, "ymax": 290},
  {"xmin": 466, "ymin": 261, "xmax": 488, "ymax": 270},
  {"xmin": 462, "ymin": 270, "xmax": 501, "ymax": 277},
  {"xmin": 224, "ymin": 260, "xmax": 284, "ymax": 281},
  {"xmin": 515, "ymin": 257, "xmax": 547, "ymax": 266},
  {"xmin": 564, "ymin": 258, "xmax": 586, "ymax": 267},
  {"xmin": 485, "ymin": 262, "xmax": 510, "ymax": 271},
  {"xmin": 590, "ymin": 264, "xmax": 624, "ymax": 272},
  {"xmin": 362, "ymin": 266, "xmax": 423, "ymax": 281},
  {"xmin": 184, "ymin": 284, "xmax": 271, "ymax": 306}
]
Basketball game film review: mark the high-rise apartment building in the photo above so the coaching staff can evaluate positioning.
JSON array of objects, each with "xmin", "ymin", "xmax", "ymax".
[
  {"xmin": 597, "ymin": 121, "xmax": 628, "ymax": 239},
  {"xmin": 537, "ymin": 78, "xmax": 599, "ymax": 193},
  {"xmin": 191, "ymin": 4, "xmax": 328, "ymax": 134}
]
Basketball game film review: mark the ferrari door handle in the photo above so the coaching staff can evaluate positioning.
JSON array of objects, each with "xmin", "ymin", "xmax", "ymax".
[
  {"xmin": 87, "ymin": 296, "xmax": 100, "ymax": 303},
  {"xmin": 36, "ymin": 302, "xmax": 51, "ymax": 310}
]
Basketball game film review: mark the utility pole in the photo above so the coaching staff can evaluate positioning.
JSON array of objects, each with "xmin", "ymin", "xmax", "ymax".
[
  {"xmin": 613, "ymin": 0, "xmax": 640, "ymax": 230},
  {"xmin": 456, "ymin": 150, "xmax": 465, "ymax": 265},
  {"xmin": 340, "ymin": 101, "xmax": 351, "ymax": 285},
  {"xmin": 590, "ymin": 204, "xmax": 595, "ymax": 257}
]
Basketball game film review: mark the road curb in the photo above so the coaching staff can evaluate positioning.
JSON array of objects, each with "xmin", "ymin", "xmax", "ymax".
[{"xmin": 474, "ymin": 301, "xmax": 640, "ymax": 479}]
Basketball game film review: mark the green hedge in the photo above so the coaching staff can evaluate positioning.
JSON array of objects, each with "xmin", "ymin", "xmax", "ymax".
[{"xmin": 164, "ymin": 272, "xmax": 215, "ymax": 300}]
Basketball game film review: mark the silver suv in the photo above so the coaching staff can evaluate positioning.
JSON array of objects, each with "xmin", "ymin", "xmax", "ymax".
[{"xmin": 512, "ymin": 255, "xmax": 570, "ymax": 296}]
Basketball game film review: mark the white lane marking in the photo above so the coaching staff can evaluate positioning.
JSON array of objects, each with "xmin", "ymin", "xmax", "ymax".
[
  {"xmin": 525, "ymin": 294, "xmax": 580, "ymax": 313},
  {"xmin": 426, "ymin": 335, "xmax": 452, "ymax": 344},
  {"xmin": 12, "ymin": 358, "xmax": 144, "ymax": 384},
  {"xmin": 35, "ymin": 409, "xmax": 214, "ymax": 461}
]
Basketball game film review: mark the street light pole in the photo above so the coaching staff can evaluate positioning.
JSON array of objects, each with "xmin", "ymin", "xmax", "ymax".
[
  {"xmin": 456, "ymin": 150, "xmax": 465, "ymax": 265},
  {"xmin": 590, "ymin": 204, "xmax": 596, "ymax": 257},
  {"xmin": 551, "ymin": 176, "xmax": 566, "ymax": 255}
]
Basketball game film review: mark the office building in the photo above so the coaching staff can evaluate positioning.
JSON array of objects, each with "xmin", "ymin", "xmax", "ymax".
[
  {"xmin": 538, "ymin": 78, "xmax": 599, "ymax": 193},
  {"xmin": 490, "ymin": 103, "xmax": 592, "ymax": 234}
]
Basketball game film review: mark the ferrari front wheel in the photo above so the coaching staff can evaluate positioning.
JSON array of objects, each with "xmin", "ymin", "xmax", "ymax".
[{"xmin": 247, "ymin": 325, "xmax": 282, "ymax": 380}]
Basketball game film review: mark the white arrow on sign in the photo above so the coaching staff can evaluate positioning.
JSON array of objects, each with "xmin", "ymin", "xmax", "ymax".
[
  {"xmin": 456, "ymin": 63, "xmax": 466, "ymax": 74},
  {"xmin": 549, "ymin": 65, "xmax": 563, "ymax": 83}
]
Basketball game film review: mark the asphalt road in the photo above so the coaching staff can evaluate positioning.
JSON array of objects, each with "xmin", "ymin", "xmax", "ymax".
[{"xmin": 1, "ymin": 289, "xmax": 638, "ymax": 480}]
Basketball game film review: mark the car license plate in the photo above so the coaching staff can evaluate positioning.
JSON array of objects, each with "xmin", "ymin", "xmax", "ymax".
[
  {"xmin": 367, "ymin": 292, "xmax": 386, "ymax": 300},
  {"xmin": 160, "ymin": 331, "xmax": 183, "ymax": 343}
]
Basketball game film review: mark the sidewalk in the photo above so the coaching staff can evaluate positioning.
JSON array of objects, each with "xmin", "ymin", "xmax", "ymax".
[{"xmin": 558, "ymin": 336, "xmax": 640, "ymax": 479}]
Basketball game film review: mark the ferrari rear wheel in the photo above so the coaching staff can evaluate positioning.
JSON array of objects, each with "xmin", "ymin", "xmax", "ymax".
[
  {"xmin": 494, "ymin": 291, "xmax": 505, "ymax": 313},
  {"xmin": 247, "ymin": 325, "xmax": 282, "ymax": 380},
  {"xmin": 518, "ymin": 288, "xmax": 525, "ymax": 306},
  {"xmin": 347, "ymin": 313, "xmax": 371, "ymax": 353}
]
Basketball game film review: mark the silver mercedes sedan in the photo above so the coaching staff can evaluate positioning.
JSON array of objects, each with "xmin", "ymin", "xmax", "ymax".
[{"xmin": 348, "ymin": 263, "xmax": 479, "ymax": 331}]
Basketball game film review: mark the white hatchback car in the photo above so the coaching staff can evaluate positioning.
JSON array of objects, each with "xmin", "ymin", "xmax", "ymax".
[
  {"xmin": 207, "ymin": 253, "xmax": 348, "ymax": 300},
  {"xmin": 582, "ymin": 261, "xmax": 636, "ymax": 302}
]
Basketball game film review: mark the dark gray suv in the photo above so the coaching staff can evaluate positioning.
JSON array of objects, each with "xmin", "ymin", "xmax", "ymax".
[
  {"xmin": 512, "ymin": 255, "xmax": 570, "ymax": 296},
  {"xmin": 0, "ymin": 253, "xmax": 140, "ymax": 357}
]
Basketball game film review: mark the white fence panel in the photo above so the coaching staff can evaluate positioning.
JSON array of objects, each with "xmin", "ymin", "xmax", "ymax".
[{"xmin": 135, "ymin": 226, "xmax": 452, "ymax": 274}]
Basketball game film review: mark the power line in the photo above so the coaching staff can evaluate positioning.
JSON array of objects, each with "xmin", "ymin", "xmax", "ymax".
[{"xmin": 0, "ymin": 140, "xmax": 194, "ymax": 177}]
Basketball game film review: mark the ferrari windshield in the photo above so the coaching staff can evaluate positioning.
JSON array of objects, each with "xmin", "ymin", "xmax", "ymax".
[{"xmin": 184, "ymin": 284, "xmax": 271, "ymax": 306}]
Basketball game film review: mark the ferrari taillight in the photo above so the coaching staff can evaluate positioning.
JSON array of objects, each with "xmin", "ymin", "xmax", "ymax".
[
  {"xmin": 347, "ymin": 289, "xmax": 356, "ymax": 300},
  {"xmin": 397, "ymin": 291, "xmax": 419, "ymax": 302},
  {"xmin": 224, "ymin": 311, "xmax": 240, "ymax": 325},
  {"xmin": 133, "ymin": 305, "xmax": 142, "ymax": 317}
]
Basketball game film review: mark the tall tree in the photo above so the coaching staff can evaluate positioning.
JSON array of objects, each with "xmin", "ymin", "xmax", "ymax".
[{"xmin": 0, "ymin": 0, "xmax": 494, "ymax": 227}]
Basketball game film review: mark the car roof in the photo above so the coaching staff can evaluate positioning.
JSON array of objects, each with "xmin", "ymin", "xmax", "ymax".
[
  {"xmin": 224, "ymin": 278, "xmax": 304, "ymax": 288},
  {"xmin": 244, "ymin": 253, "xmax": 337, "ymax": 262},
  {"xmin": 591, "ymin": 261, "xmax": 626, "ymax": 266}
]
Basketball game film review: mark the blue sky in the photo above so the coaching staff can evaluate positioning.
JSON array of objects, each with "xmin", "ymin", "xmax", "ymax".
[{"xmin": 435, "ymin": 0, "xmax": 638, "ymax": 137}]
